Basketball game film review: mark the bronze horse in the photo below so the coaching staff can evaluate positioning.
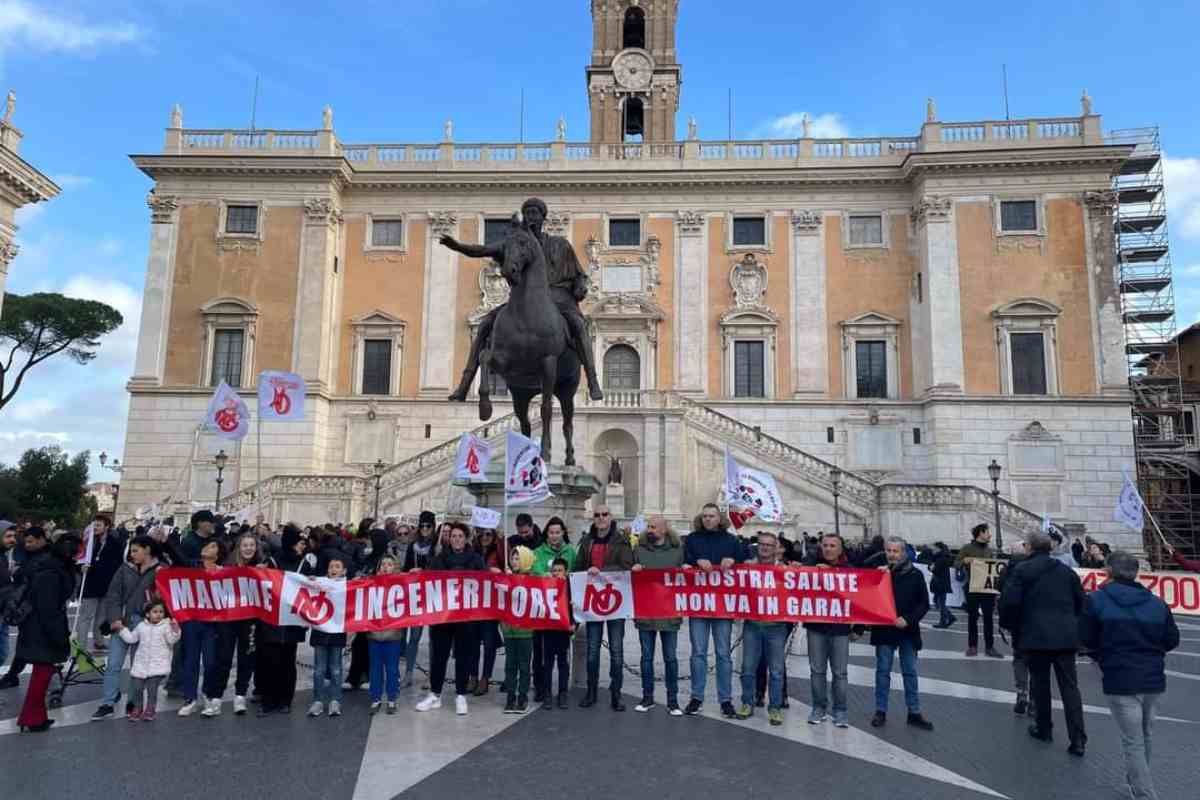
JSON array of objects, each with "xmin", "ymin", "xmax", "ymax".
[{"xmin": 477, "ymin": 220, "xmax": 580, "ymax": 466}]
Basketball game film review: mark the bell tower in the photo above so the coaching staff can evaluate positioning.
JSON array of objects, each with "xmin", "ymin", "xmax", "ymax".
[{"xmin": 587, "ymin": 0, "xmax": 681, "ymax": 143}]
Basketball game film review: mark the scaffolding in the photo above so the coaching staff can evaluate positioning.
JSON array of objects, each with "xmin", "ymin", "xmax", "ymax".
[{"xmin": 1108, "ymin": 126, "xmax": 1198, "ymax": 560}]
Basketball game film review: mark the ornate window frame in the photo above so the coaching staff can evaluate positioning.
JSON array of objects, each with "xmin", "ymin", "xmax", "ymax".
[
  {"xmin": 992, "ymin": 298, "xmax": 1061, "ymax": 396},
  {"xmin": 721, "ymin": 309, "xmax": 778, "ymax": 399},
  {"xmin": 588, "ymin": 293, "xmax": 664, "ymax": 393},
  {"xmin": 993, "ymin": 195, "xmax": 1047, "ymax": 237},
  {"xmin": 350, "ymin": 310, "xmax": 407, "ymax": 396},
  {"xmin": 216, "ymin": 199, "xmax": 265, "ymax": 253},
  {"xmin": 725, "ymin": 211, "xmax": 772, "ymax": 252},
  {"xmin": 199, "ymin": 297, "xmax": 257, "ymax": 388},
  {"xmin": 841, "ymin": 210, "xmax": 890, "ymax": 251},
  {"xmin": 364, "ymin": 213, "xmax": 406, "ymax": 254},
  {"xmin": 840, "ymin": 311, "xmax": 901, "ymax": 400}
]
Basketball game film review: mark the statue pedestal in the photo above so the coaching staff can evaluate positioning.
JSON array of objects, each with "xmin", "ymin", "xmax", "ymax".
[
  {"xmin": 456, "ymin": 463, "xmax": 602, "ymax": 538},
  {"xmin": 604, "ymin": 483, "xmax": 626, "ymax": 519}
]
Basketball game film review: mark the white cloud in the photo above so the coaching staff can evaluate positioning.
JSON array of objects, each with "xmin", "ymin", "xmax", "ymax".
[
  {"xmin": 750, "ymin": 111, "xmax": 850, "ymax": 140},
  {"xmin": 7, "ymin": 396, "xmax": 59, "ymax": 422},
  {"xmin": 0, "ymin": 430, "xmax": 69, "ymax": 444},
  {"xmin": 0, "ymin": 0, "xmax": 143, "ymax": 52},
  {"xmin": 51, "ymin": 173, "xmax": 92, "ymax": 189},
  {"xmin": 1164, "ymin": 156, "xmax": 1200, "ymax": 240}
]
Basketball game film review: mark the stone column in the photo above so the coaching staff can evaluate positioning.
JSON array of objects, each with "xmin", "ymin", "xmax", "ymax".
[
  {"xmin": 292, "ymin": 198, "xmax": 342, "ymax": 390},
  {"xmin": 791, "ymin": 209, "xmax": 827, "ymax": 396},
  {"xmin": 419, "ymin": 211, "xmax": 459, "ymax": 396},
  {"xmin": 129, "ymin": 194, "xmax": 180, "ymax": 386},
  {"xmin": 673, "ymin": 211, "xmax": 707, "ymax": 395},
  {"xmin": 912, "ymin": 196, "xmax": 965, "ymax": 395},
  {"xmin": 1084, "ymin": 190, "xmax": 1131, "ymax": 395}
]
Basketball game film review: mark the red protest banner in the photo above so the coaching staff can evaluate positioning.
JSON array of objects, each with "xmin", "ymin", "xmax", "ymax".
[
  {"xmin": 629, "ymin": 565, "xmax": 897, "ymax": 625},
  {"xmin": 1077, "ymin": 568, "xmax": 1200, "ymax": 617},
  {"xmin": 156, "ymin": 567, "xmax": 282, "ymax": 625}
]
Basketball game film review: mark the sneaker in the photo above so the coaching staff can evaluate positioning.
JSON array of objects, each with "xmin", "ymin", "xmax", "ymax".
[
  {"xmin": 329, "ymin": 701, "xmax": 342, "ymax": 717},
  {"xmin": 234, "ymin": 695, "xmax": 247, "ymax": 715},
  {"xmin": 91, "ymin": 704, "xmax": 115, "ymax": 721},
  {"xmin": 307, "ymin": 701, "xmax": 324, "ymax": 717},
  {"xmin": 965, "ymin": 647, "xmax": 978, "ymax": 657},
  {"xmin": 177, "ymin": 701, "xmax": 198, "ymax": 717},
  {"xmin": 807, "ymin": 708, "xmax": 825, "ymax": 725},
  {"xmin": 735, "ymin": 704, "xmax": 753, "ymax": 720},
  {"xmin": 907, "ymin": 713, "xmax": 934, "ymax": 731},
  {"xmin": 516, "ymin": 696, "xmax": 529, "ymax": 714},
  {"xmin": 768, "ymin": 707, "xmax": 784, "ymax": 726},
  {"xmin": 667, "ymin": 702, "xmax": 683, "ymax": 717},
  {"xmin": 386, "ymin": 701, "xmax": 397, "ymax": 715},
  {"xmin": 415, "ymin": 693, "xmax": 441, "ymax": 712},
  {"xmin": 201, "ymin": 698, "xmax": 221, "ymax": 717},
  {"xmin": 126, "ymin": 709, "xmax": 142, "ymax": 722},
  {"xmin": 634, "ymin": 696, "xmax": 656, "ymax": 713},
  {"xmin": 720, "ymin": 701, "xmax": 737, "ymax": 719},
  {"xmin": 541, "ymin": 696, "xmax": 554, "ymax": 711},
  {"xmin": 142, "ymin": 709, "xmax": 156, "ymax": 722},
  {"xmin": 504, "ymin": 695, "xmax": 518, "ymax": 714},
  {"xmin": 871, "ymin": 711, "xmax": 886, "ymax": 727},
  {"xmin": 124, "ymin": 701, "xmax": 134, "ymax": 715},
  {"xmin": 456, "ymin": 695, "xmax": 468, "ymax": 716},
  {"xmin": 833, "ymin": 712, "xmax": 850, "ymax": 728},
  {"xmin": 684, "ymin": 698, "xmax": 703, "ymax": 716},
  {"xmin": 369, "ymin": 701, "xmax": 383, "ymax": 715}
]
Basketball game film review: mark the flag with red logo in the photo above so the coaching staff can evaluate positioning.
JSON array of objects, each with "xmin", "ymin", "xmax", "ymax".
[
  {"xmin": 75, "ymin": 521, "xmax": 96, "ymax": 566},
  {"xmin": 505, "ymin": 430, "xmax": 551, "ymax": 505},
  {"xmin": 723, "ymin": 447, "xmax": 783, "ymax": 529},
  {"xmin": 204, "ymin": 381, "xmax": 250, "ymax": 440},
  {"xmin": 455, "ymin": 432, "xmax": 492, "ymax": 481},
  {"xmin": 257, "ymin": 370, "xmax": 306, "ymax": 423}
]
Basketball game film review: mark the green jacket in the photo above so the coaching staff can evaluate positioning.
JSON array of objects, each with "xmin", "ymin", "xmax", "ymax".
[
  {"xmin": 531, "ymin": 541, "xmax": 576, "ymax": 576},
  {"xmin": 501, "ymin": 568, "xmax": 536, "ymax": 640},
  {"xmin": 954, "ymin": 540, "xmax": 995, "ymax": 570},
  {"xmin": 633, "ymin": 532, "xmax": 684, "ymax": 631}
]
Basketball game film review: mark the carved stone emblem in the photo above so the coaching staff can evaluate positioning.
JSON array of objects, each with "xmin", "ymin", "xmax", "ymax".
[{"xmin": 730, "ymin": 254, "xmax": 768, "ymax": 309}]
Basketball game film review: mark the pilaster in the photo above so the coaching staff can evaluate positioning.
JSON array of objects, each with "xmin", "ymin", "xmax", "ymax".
[
  {"xmin": 130, "ymin": 193, "xmax": 180, "ymax": 386},
  {"xmin": 291, "ymin": 197, "xmax": 342, "ymax": 390},
  {"xmin": 673, "ymin": 211, "xmax": 707, "ymax": 395},
  {"xmin": 419, "ymin": 211, "xmax": 459, "ymax": 396},
  {"xmin": 912, "ymin": 195, "xmax": 965, "ymax": 396},
  {"xmin": 1083, "ymin": 190, "xmax": 1130, "ymax": 395},
  {"xmin": 791, "ymin": 210, "xmax": 827, "ymax": 396}
]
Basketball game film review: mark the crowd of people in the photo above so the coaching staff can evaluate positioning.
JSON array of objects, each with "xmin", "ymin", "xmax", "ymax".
[{"xmin": 0, "ymin": 508, "xmax": 1186, "ymax": 796}]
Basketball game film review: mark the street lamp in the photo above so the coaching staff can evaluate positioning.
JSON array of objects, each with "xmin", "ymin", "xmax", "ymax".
[
  {"xmin": 98, "ymin": 451, "xmax": 123, "ymax": 514},
  {"xmin": 830, "ymin": 466, "xmax": 842, "ymax": 537},
  {"xmin": 988, "ymin": 459, "xmax": 1004, "ymax": 554},
  {"xmin": 372, "ymin": 458, "xmax": 386, "ymax": 520},
  {"xmin": 214, "ymin": 450, "xmax": 229, "ymax": 513}
]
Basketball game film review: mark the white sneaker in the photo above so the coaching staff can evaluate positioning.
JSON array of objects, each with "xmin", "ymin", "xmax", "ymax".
[
  {"xmin": 233, "ymin": 695, "xmax": 247, "ymax": 715},
  {"xmin": 307, "ymin": 701, "xmax": 324, "ymax": 717},
  {"xmin": 415, "ymin": 693, "xmax": 442, "ymax": 712},
  {"xmin": 455, "ymin": 695, "xmax": 468, "ymax": 716},
  {"xmin": 200, "ymin": 698, "xmax": 221, "ymax": 717},
  {"xmin": 177, "ymin": 701, "xmax": 198, "ymax": 717},
  {"xmin": 328, "ymin": 701, "xmax": 342, "ymax": 717}
]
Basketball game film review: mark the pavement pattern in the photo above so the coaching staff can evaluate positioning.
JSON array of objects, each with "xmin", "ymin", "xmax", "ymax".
[{"xmin": 2, "ymin": 614, "xmax": 1197, "ymax": 800}]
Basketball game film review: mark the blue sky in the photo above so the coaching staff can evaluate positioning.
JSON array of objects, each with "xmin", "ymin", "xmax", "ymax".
[{"xmin": 1, "ymin": 0, "xmax": 1199, "ymax": 479}]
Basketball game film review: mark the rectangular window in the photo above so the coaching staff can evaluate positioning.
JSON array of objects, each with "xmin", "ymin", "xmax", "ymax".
[
  {"xmin": 732, "ymin": 216, "xmax": 766, "ymax": 247},
  {"xmin": 484, "ymin": 218, "xmax": 510, "ymax": 245},
  {"xmin": 1000, "ymin": 200, "xmax": 1038, "ymax": 232},
  {"xmin": 1010, "ymin": 332, "xmax": 1047, "ymax": 394},
  {"xmin": 371, "ymin": 219, "xmax": 403, "ymax": 247},
  {"xmin": 225, "ymin": 205, "xmax": 258, "ymax": 235},
  {"xmin": 211, "ymin": 330, "xmax": 244, "ymax": 387},
  {"xmin": 913, "ymin": 427, "xmax": 922, "ymax": 445},
  {"xmin": 361, "ymin": 339, "xmax": 392, "ymax": 395},
  {"xmin": 734, "ymin": 340, "xmax": 765, "ymax": 398},
  {"xmin": 855, "ymin": 340, "xmax": 887, "ymax": 398},
  {"xmin": 609, "ymin": 218, "xmax": 640, "ymax": 247},
  {"xmin": 848, "ymin": 215, "xmax": 883, "ymax": 246}
]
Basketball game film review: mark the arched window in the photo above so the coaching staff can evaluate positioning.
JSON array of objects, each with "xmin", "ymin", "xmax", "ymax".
[
  {"xmin": 604, "ymin": 344, "xmax": 641, "ymax": 390},
  {"xmin": 623, "ymin": 96, "xmax": 644, "ymax": 141},
  {"xmin": 623, "ymin": 7, "xmax": 646, "ymax": 49}
]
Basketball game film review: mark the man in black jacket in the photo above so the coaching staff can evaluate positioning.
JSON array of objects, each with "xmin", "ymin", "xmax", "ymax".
[
  {"xmin": 1000, "ymin": 531, "xmax": 1088, "ymax": 756},
  {"xmin": 76, "ymin": 515, "xmax": 126, "ymax": 653},
  {"xmin": 868, "ymin": 537, "xmax": 934, "ymax": 730}
]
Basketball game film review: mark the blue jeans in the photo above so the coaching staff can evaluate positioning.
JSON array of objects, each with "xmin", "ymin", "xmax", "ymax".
[
  {"xmin": 1107, "ymin": 693, "xmax": 1162, "ymax": 800},
  {"xmin": 584, "ymin": 619, "xmax": 625, "ymax": 692},
  {"xmin": 741, "ymin": 623, "xmax": 787, "ymax": 709},
  {"xmin": 875, "ymin": 640, "xmax": 921, "ymax": 714},
  {"xmin": 638, "ymin": 629, "xmax": 679, "ymax": 704},
  {"xmin": 101, "ymin": 629, "xmax": 136, "ymax": 705},
  {"xmin": 806, "ymin": 629, "xmax": 848, "ymax": 715},
  {"xmin": 312, "ymin": 645, "xmax": 344, "ymax": 704},
  {"xmin": 180, "ymin": 621, "xmax": 218, "ymax": 703},
  {"xmin": 689, "ymin": 618, "xmax": 733, "ymax": 704},
  {"xmin": 369, "ymin": 639, "xmax": 402, "ymax": 702},
  {"xmin": 403, "ymin": 626, "xmax": 423, "ymax": 675}
]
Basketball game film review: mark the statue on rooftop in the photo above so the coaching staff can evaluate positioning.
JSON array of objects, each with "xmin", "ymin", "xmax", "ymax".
[
  {"xmin": 556, "ymin": 116, "xmax": 566, "ymax": 141},
  {"xmin": 3, "ymin": 90, "xmax": 15, "ymax": 125},
  {"xmin": 170, "ymin": 104, "xmax": 183, "ymax": 129},
  {"xmin": 926, "ymin": 97, "xmax": 936, "ymax": 123},
  {"xmin": 1081, "ymin": 89, "xmax": 1092, "ymax": 116},
  {"xmin": 687, "ymin": 116, "xmax": 698, "ymax": 141},
  {"xmin": 323, "ymin": 105, "xmax": 333, "ymax": 130},
  {"xmin": 444, "ymin": 118, "xmax": 454, "ymax": 142}
]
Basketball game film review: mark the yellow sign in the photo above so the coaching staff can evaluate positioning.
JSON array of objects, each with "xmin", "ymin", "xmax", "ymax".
[{"xmin": 968, "ymin": 558, "xmax": 1007, "ymax": 594}]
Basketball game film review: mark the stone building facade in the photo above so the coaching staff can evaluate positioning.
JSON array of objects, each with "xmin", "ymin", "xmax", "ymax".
[{"xmin": 118, "ymin": 1, "xmax": 1139, "ymax": 548}]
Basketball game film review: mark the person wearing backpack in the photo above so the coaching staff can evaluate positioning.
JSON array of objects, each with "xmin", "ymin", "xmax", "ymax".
[{"xmin": 14, "ymin": 527, "xmax": 76, "ymax": 732}]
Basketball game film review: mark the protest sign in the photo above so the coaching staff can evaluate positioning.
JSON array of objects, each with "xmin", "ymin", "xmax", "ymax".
[
  {"xmin": 968, "ymin": 558, "xmax": 1007, "ymax": 594},
  {"xmin": 1077, "ymin": 567, "xmax": 1200, "ymax": 617}
]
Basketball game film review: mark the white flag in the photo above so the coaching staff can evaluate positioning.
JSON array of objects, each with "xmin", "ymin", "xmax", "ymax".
[
  {"xmin": 455, "ymin": 433, "xmax": 492, "ymax": 481},
  {"xmin": 258, "ymin": 370, "xmax": 306, "ymax": 422},
  {"xmin": 724, "ymin": 447, "xmax": 783, "ymax": 528},
  {"xmin": 505, "ymin": 430, "xmax": 552, "ymax": 505},
  {"xmin": 1114, "ymin": 472, "xmax": 1145, "ymax": 533},
  {"xmin": 74, "ymin": 521, "xmax": 96, "ymax": 565},
  {"xmin": 470, "ymin": 506, "xmax": 502, "ymax": 529},
  {"xmin": 204, "ymin": 381, "xmax": 250, "ymax": 440}
]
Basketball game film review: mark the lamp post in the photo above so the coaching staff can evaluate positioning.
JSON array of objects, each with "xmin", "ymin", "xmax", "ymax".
[
  {"xmin": 98, "ymin": 451, "xmax": 123, "ymax": 515},
  {"xmin": 214, "ymin": 450, "xmax": 228, "ymax": 513},
  {"xmin": 372, "ymin": 458, "xmax": 386, "ymax": 520},
  {"xmin": 830, "ymin": 466, "xmax": 842, "ymax": 537},
  {"xmin": 988, "ymin": 459, "xmax": 1004, "ymax": 554}
]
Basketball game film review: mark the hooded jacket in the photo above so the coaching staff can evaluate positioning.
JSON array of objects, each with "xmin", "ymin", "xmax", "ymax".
[
  {"xmin": 1080, "ymin": 579, "xmax": 1180, "ymax": 695},
  {"xmin": 100, "ymin": 559, "xmax": 161, "ymax": 628},
  {"xmin": 531, "ymin": 540, "xmax": 576, "ymax": 576},
  {"xmin": 119, "ymin": 618, "xmax": 181, "ymax": 678},
  {"xmin": 998, "ymin": 552, "xmax": 1085, "ymax": 651},
  {"xmin": 634, "ymin": 530, "xmax": 685, "ymax": 631},
  {"xmin": 501, "ymin": 548, "xmax": 535, "ymax": 640}
]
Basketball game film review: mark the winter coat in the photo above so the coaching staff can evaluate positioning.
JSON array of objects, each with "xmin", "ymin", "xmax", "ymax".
[
  {"xmin": 683, "ymin": 526, "xmax": 747, "ymax": 568},
  {"xmin": 0, "ymin": 544, "xmax": 13, "ymax": 607},
  {"xmin": 634, "ymin": 532, "xmax": 685, "ymax": 631},
  {"xmin": 869, "ymin": 561, "xmax": 930, "ymax": 650},
  {"xmin": 573, "ymin": 521, "xmax": 635, "ymax": 573},
  {"xmin": 1080, "ymin": 579, "xmax": 1179, "ymax": 695},
  {"xmin": 531, "ymin": 541, "xmax": 577, "ymax": 576},
  {"xmin": 506, "ymin": 524, "xmax": 545, "ymax": 554},
  {"xmin": 427, "ymin": 548, "xmax": 486, "ymax": 572},
  {"xmin": 928, "ymin": 550, "xmax": 953, "ymax": 595},
  {"xmin": 15, "ymin": 551, "xmax": 74, "ymax": 664},
  {"xmin": 998, "ymin": 552, "xmax": 1085, "ymax": 652},
  {"xmin": 257, "ymin": 552, "xmax": 316, "ymax": 645},
  {"xmin": 100, "ymin": 560, "xmax": 161, "ymax": 628},
  {"xmin": 403, "ymin": 537, "xmax": 435, "ymax": 572},
  {"xmin": 80, "ymin": 531, "xmax": 127, "ymax": 599},
  {"xmin": 119, "ymin": 618, "xmax": 181, "ymax": 678}
]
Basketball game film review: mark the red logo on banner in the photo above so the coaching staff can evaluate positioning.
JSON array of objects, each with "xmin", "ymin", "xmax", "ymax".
[
  {"xmin": 215, "ymin": 401, "xmax": 241, "ymax": 433},
  {"xmin": 583, "ymin": 581, "xmax": 622, "ymax": 616},
  {"xmin": 465, "ymin": 446, "xmax": 480, "ymax": 475},
  {"xmin": 290, "ymin": 586, "xmax": 335, "ymax": 626},
  {"xmin": 271, "ymin": 385, "xmax": 291, "ymax": 416}
]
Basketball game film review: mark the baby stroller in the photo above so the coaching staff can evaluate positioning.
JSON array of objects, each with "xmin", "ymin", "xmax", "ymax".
[{"xmin": 48, "ymin": 637, "xmax": 105, "ymax": 708}]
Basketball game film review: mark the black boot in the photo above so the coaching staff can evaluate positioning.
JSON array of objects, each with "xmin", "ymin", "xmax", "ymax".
[
  {"xmin": 579, "ymin": 681, "xmax": 598, "ymax": 708},
  {"xmin": 610, "ymin": 690, "xmax": 626, "ymax": 712},
  {"xmin": 503, "ymin": 694, "xmax": 518, "ymax": 714},
  {"xmin": 556, "ymin": 691, "xmax": 569, "ymax": 710}
]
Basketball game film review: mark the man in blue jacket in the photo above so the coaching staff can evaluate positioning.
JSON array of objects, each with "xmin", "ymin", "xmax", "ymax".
[
  {"xmin": 1080, "ymin": 551, "xmax": 1179, "ymax": 800},
  {"xmin": 682, "ymin": 503, "xmax": 746, "ymax": 719}
]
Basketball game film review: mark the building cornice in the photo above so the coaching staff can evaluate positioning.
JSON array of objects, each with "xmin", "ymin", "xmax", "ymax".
[{"xmin": 0, "ymin": 147, "xmax": 61, "ymax": 205}]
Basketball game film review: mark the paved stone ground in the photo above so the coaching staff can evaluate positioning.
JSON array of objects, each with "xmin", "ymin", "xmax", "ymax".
[{"xmin": 2, "ymin": 615, "xmax": 1197, "ymax": 800}]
